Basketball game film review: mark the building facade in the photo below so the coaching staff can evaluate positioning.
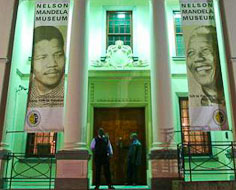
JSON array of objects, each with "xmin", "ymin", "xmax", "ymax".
[{"xmin": 0, "ymin": 0, "xmax": 236, "ymax": 189}]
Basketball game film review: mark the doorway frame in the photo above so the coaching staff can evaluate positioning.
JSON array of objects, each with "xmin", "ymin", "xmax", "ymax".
[
  {"xmin": 87, "ymin": 70, "xmax": 152, "ymax": 188},
  {"xmin": 88, "ymin": 103, "xmax": 151, "ymax": 187},
  {"xmin": 92, "ymin": 106, "xmax": 148, "ymax": 185}
]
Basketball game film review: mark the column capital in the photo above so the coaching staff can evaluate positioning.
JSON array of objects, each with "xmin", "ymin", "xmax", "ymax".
[
  {"xmin": 150, "ymin": 0, "xmax": 166, "ymax": 4},
  {"xmin": 73, "ymin": 0, "xmax": 89, "ymax": 5}
]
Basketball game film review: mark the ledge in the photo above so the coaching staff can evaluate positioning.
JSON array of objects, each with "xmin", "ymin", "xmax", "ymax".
[
  {"xmin": 16, "ymin": 68, "xmax": 68, "ymax": 79},
  {"xmin": 88, "ymin": 70, "xmax": 150, "ymax": 78},
  {"xmin": 16, "ymin": 68, "xmax": 150, "ymax": 80},
  {"xmin": 18, "ymin": 157, "xmax": 56, "ymax": 163},
  {"xmin": 171, "ymin": 73, "xmax": 187, "ymax": 78},
  {"xmin": 0, "ymin": 150, "xmax": 11, "ymax": 160},
  {"xmin": 184, "ymin": 155, "xmax": 219, "ymax": 162},
  {"xmin": 56, "ymin": 150, "xmax": 91, "ymax": 160},
  {"xmin": 172, "ymin": 56, "xmax": 186, "ymax": 62},
  {"xmin": 149, "ymin": 149, "xmax": 178, "ymax": 159}
]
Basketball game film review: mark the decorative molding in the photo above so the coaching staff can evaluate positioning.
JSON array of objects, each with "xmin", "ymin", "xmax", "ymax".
[
  {"xmin": 88, "ymin": 71, "xmax": 151, "ymax": 104},
  {"xmin": 96, "ymin": 98, "xmax": 142, "ymax": 103},
  {"xmin": 0, "ymin": 58, "xmax": 9, "ymax": 63},
  {"xmin": 91, "ymin": 40, "xmax": 149, "ymax": 69},
  {"xmin": 171, "ymin": 73, "xmax": 187, "ymax": 78},
  {"xmin": 149, "ymin": 149, "xmax": 178, "ymax": 159},
  {"xmin": 144, "ymin": 82, "xmax": 149, "ymax": 102},
  {"xmin": 172, "ymin": 56, "xmax": 186, "ymax": 62},
  {"xmin": 102, "ymin": 5, "xmax": 136, "ymax": 11},
  {"xmin": 56, "ymin": 150, "xmax": 90, "ymax": 160},
  {"xmin": 88, "ymin": 70, "xmax": 150, "ymax": 78},
  {"xmin": 90, "ymin": 83, "xmax": 95, "ymax": 103}
]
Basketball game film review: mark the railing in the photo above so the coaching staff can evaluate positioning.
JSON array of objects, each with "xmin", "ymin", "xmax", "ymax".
[
  {"xmin": 177, "ymin": 142, "xmax": 236, "ymax": 181},
  {"xmin": 3, "ymin": 153, "xmax": 55, "ymax": 189}
]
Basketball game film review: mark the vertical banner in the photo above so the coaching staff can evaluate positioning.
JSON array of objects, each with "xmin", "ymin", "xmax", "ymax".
[
  {"xmin": 180, "ymin": 0, "xmax": 228, "ymax": 131},
  {"xmin": 25, "ymin": 0, "xmax": 70, "ymax": 132}
]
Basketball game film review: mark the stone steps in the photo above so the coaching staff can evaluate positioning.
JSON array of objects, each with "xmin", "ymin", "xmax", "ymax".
[{"xmin": 90, "ymin": 185, "xmax": 150, "ymax": 190}]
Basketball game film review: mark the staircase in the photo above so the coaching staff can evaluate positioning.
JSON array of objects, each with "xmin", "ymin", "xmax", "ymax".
[{"xmin": 90, "ymin": 185, "xmax": 150, "ymax": 190}]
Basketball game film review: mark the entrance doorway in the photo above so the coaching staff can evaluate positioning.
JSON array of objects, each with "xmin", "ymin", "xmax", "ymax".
[{"xmin": 93, "ymin": 107, "xmax": 146, "ymax": 185}]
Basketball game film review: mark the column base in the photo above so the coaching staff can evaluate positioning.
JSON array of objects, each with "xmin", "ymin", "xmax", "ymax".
[
  {"xmin": 151, "ymin": 177, "xmax": 180, "ymax": 190},
  {"xmin": 55, "ymin": 150, "xmax": 90, "ymax": 190},
  {"xmin": 151, "ymin": 141, "xmax": 177, "ymax": 151},
  {"xmin": 149, "ymin": 149, "xmax": 181, "ymax": 190},
  {"xmin": 172, "ymin": 181, "xmax": 236, "ymax": 190},
  {"xmin": 0, "ymin": 149, "xmax": 10, "ymax": 189},
  {"xmin": 149, "ymin": 148, "xmax": 178, "ymax": 159},
  {"xmin": 55, "ymin": 178, "xmax": 88, "ymax": 190}
]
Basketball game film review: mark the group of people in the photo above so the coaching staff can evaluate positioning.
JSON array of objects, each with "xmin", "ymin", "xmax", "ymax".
[{"xmin": 90, "ymin": 128, "xmax": 142, "ymax": 190}]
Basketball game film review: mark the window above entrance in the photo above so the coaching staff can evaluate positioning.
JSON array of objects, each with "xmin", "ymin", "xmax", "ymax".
[
  {"xmin": 107, "ymin": 11, "xmax": 132, "ymax": 48},
  {"xmin": 89, "ymin": 8, "xmax": 150, "ymax": 70}
]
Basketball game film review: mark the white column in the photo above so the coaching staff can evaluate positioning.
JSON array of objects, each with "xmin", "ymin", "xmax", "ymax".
[
  {"xmin": 0, "ymin": 59, "xmax": 6, "ymax": 101},
  {"xmin": 150, "ymin": 0, "xmax": 174, "ymax": 149},
  {"xmin": 63, "ymin": 0, "xmax": 88, "ymax": 150},
  {"xmin": 0, "ymin": 0, "xmax": 17, "ymax": 147},
  {"xmin": 217, "ymin": 0, "xmax": 236, "ymax": 139},
  {"xmin": 0, "ymin": 1, "xmax": 17, "ymax": 187}
]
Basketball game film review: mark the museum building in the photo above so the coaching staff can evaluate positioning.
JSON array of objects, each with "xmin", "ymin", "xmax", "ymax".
[{"xmin": 0, "ymin": 0, "xmax": 236, "ymax": 189}]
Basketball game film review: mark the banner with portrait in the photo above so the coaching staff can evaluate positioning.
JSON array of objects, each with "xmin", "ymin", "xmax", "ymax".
[
  {"xmin": 179, "ymin": 0, "xmax": 228, "ymax": 131},
  {"xmin": 25, "ymin": 0, "xmax": 70, "ymax": 132}
]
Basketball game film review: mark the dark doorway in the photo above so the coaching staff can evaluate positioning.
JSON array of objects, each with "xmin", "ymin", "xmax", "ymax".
[{"xmin": 93, "ymin": 107, "xmax": 146, "ymax": 185}]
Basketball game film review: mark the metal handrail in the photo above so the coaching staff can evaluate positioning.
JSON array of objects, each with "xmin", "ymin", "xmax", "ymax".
[
  {"xmin": 177, "ymin": 141, "xmax": 236, "ymax": 181},
  {"xmin": 3, "ymin": 153, "xmax": 55, "ymax": 189}
]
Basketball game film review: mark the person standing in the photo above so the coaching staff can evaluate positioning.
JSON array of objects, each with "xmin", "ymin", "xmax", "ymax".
[
  {"xmin": 126, "ymin": 133, "xmax": 142, "ymax": 185},
  {"xmin": 90, "ymin": 128, "xmax": 115, "ymax": 190}
]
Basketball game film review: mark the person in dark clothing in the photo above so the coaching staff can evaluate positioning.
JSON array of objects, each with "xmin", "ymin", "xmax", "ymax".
[
  {"xmin": 90, "ymin": 128, "xmax": 115, "ymax": 190},
  {"xmin": 126, "ymin": 133, "xmax": 142, "ymax": 185}
]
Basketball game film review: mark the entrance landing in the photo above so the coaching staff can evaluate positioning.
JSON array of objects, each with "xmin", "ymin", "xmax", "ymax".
[{"xmin": 90, "ymin": 185, "xmax": 150, "ymax": 189}]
